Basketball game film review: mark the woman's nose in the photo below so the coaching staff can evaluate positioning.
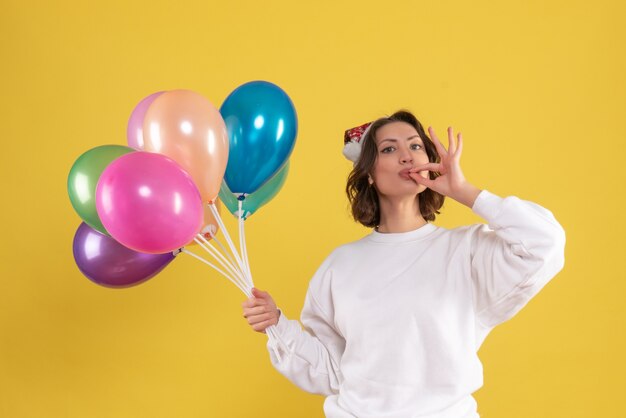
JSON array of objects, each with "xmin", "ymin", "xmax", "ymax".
[{"xmin": 400, "ymin": 152, "xmax": 413, "ymax": 164}]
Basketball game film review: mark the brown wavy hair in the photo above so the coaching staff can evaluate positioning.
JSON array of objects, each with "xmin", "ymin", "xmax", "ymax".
[{"xmin": 346, "ymin": 110, "xmax": 445, "ymax": 228}]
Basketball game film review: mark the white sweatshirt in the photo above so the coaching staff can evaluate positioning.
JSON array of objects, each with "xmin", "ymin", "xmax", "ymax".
[{"xmin": 268, "ymin": 190, "xmax": 566, "ymax": 418}]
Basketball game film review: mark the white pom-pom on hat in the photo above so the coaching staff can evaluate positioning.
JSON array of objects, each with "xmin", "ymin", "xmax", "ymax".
[
  {"xmin": 342, "ymin": 140, "xmax": 362, "ymax": 163},
  {"xmin": 343, "ymin": 122, "xmax": 372, "ymax": 164}
]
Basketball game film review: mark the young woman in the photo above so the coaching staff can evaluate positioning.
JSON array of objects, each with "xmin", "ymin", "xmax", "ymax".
[{"xmin": 242, "ymin": 110, "xmax": 566, "ymax": 418}]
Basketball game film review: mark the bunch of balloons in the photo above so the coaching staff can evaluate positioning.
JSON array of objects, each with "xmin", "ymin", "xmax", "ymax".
[{"xmin": 68, "ymin": 82, "xmax": 297, "ymax": 293}]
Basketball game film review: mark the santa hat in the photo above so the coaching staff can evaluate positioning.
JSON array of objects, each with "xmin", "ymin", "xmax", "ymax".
[{"xmin": 342, "ymin": 122, "xmax": 372, "ymax": 163}]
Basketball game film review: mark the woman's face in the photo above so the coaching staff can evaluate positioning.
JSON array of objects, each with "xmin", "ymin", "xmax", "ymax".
[{"xmin": 371, "ymin": 121, "xmax": 430, "ymax": 197}]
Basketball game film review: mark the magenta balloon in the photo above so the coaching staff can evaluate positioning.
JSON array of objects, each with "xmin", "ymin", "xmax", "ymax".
[
  {"xmin": 73, "ymin": 222, "xmax": 175, "ymax": 288},
  {"xmin": 127, "ymin": 91, "xmax": 165, "ymax": 150},
  {"xmin": 96, "ymin": 152, "xmax": 203, "ymax": 254}
]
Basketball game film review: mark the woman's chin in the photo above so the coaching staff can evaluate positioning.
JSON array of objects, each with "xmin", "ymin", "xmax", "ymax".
[{"xmin": 377, "ymin": 182, "xmax": 426, "ymax": 197}]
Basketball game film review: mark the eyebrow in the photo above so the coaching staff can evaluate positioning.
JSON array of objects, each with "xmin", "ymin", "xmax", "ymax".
[{"xmin": 378, "ymin": 135, "xmax": 421, "ymax": 145}]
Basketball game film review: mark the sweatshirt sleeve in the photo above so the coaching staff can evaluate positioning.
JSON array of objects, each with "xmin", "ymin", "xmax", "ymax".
[
  {"xmin": 266, "ymin": 262, "xmax": 344, "ymax": 396},
  {"xmin": 469, "ymin": 190, "xmax": 566, "ymax": 328}
]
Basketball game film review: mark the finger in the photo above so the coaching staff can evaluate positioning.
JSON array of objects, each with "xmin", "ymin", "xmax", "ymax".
[
  {"xmin": 241, "ymin": 297, "xmax": 255, "ymax": 308},
  {"xmin": 244, "ymin": 304, "xmax": 272, "ymax": 316},
  {"xmin": 455, "ymin": 132, "xmax": 463, "ymax": 159},
  {"xmin": 247, "ymin": 312, "xmax": 276, "ymax": 325},
  {"xmin": 242, "ymin": 297, "xmax": 267, "ymax": 309},
  {"xmin": 428, "ymin": 126, "xmax": 448, "ymax": 158},
  {"xmin": 243, "ymin": 305, "xmax": 269, "ymax": 318},
  {"xmin": 252, "ymin": 318, "xmax": 277, "ymax": 333},
  {"xmin": 447, "ymin": 127, "xmax": 456, "ymax": 155},
  {"xmin": 252, "ymin": 287, "xmax": 271, "ymax": 300},
  {"xmin": 410, "ymin": 162, "xmax": 441, "ymax": 173},
  {"xmin": 409, "ymin": 172, "xmax": 435, "ymax": 188}
]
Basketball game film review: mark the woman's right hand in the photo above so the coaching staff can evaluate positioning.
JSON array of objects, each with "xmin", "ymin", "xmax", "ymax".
[{"xmin": 242, "ymin": 288, "xmax": 280, "ymax": 333}]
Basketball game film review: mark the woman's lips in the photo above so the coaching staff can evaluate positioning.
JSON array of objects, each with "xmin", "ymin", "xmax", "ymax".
[
  {"xmin": 399, "ymin": 168, "xmax": 427, "ymax": 180},
  {"xmin": 399, "ymin": 168, "xmax": 413, "ymax": 180}
]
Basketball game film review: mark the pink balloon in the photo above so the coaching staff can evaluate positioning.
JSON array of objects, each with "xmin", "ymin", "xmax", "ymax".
[
  {"xmin": 96, "ymin": 152, "xmax": 203, "ymax": 254},
  {"xmin": 127, "ymin": 91, "xmax": 165, "ymax": 150}
]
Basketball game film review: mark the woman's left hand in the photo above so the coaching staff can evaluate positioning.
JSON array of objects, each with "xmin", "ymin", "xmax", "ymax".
[{"xmin": 409, "ymin": 126, "xmax": 481, "ymax": 208}]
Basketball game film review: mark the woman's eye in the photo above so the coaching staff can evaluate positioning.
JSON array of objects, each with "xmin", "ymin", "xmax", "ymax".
[
  {"xmin": 381, "ymin": 146, "xmax": 395, "ymax": 153},
  {"xmin": 410, "ymin": 143, "xmax": 422, "ymax": 151}
]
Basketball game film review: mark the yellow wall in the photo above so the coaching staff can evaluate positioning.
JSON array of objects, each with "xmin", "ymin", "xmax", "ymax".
[{"xmin": 1, "ymin": 0, "xmax": 624, "ymax": 416}]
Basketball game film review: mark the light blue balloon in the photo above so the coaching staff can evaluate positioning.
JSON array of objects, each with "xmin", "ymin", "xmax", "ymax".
[{"xmin": 220, "ymin": 81, "xmax": 297, "ymax": 194}]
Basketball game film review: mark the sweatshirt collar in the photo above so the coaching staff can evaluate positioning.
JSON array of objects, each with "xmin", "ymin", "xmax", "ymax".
[{"xmin": 366, "ymin": 223, "xmax": 438, "ymax": 243}]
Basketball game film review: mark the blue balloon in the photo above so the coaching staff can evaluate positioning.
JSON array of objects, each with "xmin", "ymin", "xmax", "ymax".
[{"xmin": 220, "ymin": 81, "xmax": 297, "ymax": 194}]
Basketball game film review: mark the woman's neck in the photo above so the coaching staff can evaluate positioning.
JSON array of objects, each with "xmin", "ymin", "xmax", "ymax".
[{"xmin": 376, "ymin": 195, "xmax": 427, "ymax": 233}]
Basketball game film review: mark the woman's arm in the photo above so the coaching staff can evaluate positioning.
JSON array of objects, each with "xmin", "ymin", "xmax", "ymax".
[
  {"xmin": 242, "ymin": 284, "xmax": 344, "ymax": 396},
  {"xmin": 408, "ymin": 125, "xmax": 565, "ymax": 327},
  {"xmin": 467, "ymin": 191, "xmax": 566, "ymax": 327}
]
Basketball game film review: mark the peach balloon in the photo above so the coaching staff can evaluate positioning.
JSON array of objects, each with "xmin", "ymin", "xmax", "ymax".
[
  {"xmin": 186, "ymin": 199, "xmax": 222, "ymax": 246},
  {"xmin": 143, "ymin": 89, "xmax": 229, "ymax": 203}
]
